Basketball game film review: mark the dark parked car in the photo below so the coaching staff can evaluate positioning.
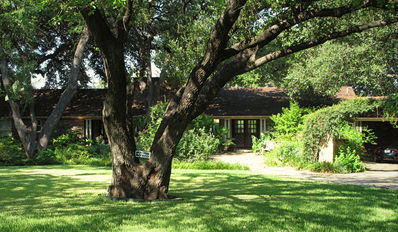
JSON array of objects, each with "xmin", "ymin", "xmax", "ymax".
[{"xmin": 374, "ymin": 147, "xmax": 398, "ymax": 162}]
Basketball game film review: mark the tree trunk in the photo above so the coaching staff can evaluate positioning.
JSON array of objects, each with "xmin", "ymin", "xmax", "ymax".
[
  {"xmin": 80, "ymin": 0, "xmax": 247, "ymax": 200},
  {"xmin": 0, "ymin": 52, "xmax": 37, "ymax": 158},
  {"xmin": 38, "ymin": 28, "xmax": 90, "ymax": 150}
]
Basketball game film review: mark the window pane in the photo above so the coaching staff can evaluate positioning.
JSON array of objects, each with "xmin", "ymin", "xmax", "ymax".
[
  {"xmin": 248, "ymin": 120, "xmax": 256, "ymax": 133},
  {"xmin": 236, "ymin": 120, "xmax": 244, "ymax": 133}
]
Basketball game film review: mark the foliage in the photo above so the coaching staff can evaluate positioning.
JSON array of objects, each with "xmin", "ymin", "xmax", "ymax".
[
  {"xmin": 190, "ymin": 114, "xmax": 228, "ymax": 141},
  {"xmin": 333, "ymin": 146, "xmax": 366, "ymax": 173},
  {"xmin": 270, "ymin": 101, "xmax": 313, "ymax": 137},
  {"xmin": 307, "ymin": 161, "xmax": 335, "ymax": 173},
  {"xmin": 137, "ymin": 103, "xmax": 227, "ymax": 161},
  {"xmin": 0, "ymin": 137, "xmax": 25, "ymax": 165},
  {"xmin": 280, "ymin": 30, "xmax": 398, "ymax": 98},
  {"xmin": 337, "ymin": 123, "xmax": 377, "ymax": 156},
  {"xmin": 264, "ymin": 138, "xmax": 366, "ymax": 173},
  {"xmin": 34, "ymin": 149, "xmax": 61, "ymax": 165},
  {"xmin": 251, "ymin": 133, "xmax": 270, "ymax": 153},
  {"xmin": 175, "ymin": 128, "xmax": 221, "ymax": 161},
  {"xmin": 136, "ymin": 102, "xmax": 168, "ymax": 151},
  {"xmin": 264, "ymin": 139, "xmax": 309, "ymax": 168},
  {"xmin": 52, "ymin": 130, "xmax": 83, "ymax": 148},
  {"xmin": 302, "ymin": 98, "xmax": 378, "ymax": 160},
  {"xmin": 379, "ymin": 93, "xmax": 398, "ymax": 127},
  {"xmin": 263, "ymin": 99, "xmax": 376, "ymax": 173},
  {"xmin": 0, "ymin": 130, "xmax": 112, "ymax": 166},
  {"xmin": 51, "ymin": 143, "xmax": 111, "ymax": 166}
]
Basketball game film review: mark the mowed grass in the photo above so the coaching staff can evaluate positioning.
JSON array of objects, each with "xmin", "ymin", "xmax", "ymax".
[{"xmin": 0, "ymin": 166, "xmax": 397, "ymax": 232}]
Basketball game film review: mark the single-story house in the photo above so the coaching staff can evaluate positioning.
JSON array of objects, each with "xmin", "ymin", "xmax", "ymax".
[
  {"xmin": 1, "ymin": 86, "xmax": 395, "ymax": 155},
  {"xmin": 1, "ymin": 86, "xmax": 356, "ymax": 146},
  {"xmin": 206, "ymin": 86, "xmax": 357, "ymax": 148}
]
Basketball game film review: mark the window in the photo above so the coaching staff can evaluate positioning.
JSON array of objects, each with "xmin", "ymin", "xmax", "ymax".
[
  {"xmin": 0, "ymin": 119, "xmax": 12, "ymax": 137},
  {"xmin": 235, "ymin": 120, "xmax": 244, "ymax": 134},
  {"xmin": 248, "ymin": 120, "xmax": 257, "ymax": 133}
]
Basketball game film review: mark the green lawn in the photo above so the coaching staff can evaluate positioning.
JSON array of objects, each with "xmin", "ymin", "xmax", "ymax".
[{"xmin": 0, "ymin": 166, "xmax": 397, "ymax": 232}]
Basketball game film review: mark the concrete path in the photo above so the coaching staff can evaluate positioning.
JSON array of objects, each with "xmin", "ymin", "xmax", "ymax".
[{"xmin": 212, "ymin": 150, "xmax": 398, "ymax": 190}]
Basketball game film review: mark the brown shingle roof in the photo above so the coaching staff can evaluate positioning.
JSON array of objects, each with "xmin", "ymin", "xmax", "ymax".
[
  {"xmin": 205, "ymin": 87, "xmax": 290, "ymax": 116},
  {"xmin": 0, "ymin": 89, "xmax": 145, "ymax": 118},
  {"xmin": 0, "ymin": 86, "xmax": 357, "ymax": 118},
  {"xmin": 205, "ymin": 86, "xmax": 357, "ymax": 116}
]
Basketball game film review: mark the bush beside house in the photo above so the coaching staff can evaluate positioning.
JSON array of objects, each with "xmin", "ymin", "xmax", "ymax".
[{"xmin": 254, "ymin": 99, "xmax": 378, "ymax": 173}]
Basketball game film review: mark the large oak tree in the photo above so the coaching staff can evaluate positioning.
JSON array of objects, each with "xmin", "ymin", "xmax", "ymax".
[{"xmin": 60, "ymin": 0, "xmax": 398, "ymax": 199}]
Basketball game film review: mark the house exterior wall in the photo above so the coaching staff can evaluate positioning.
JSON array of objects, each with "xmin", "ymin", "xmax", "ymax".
[
  {"xmin": 318, "ymin": 137, "xmax": 336, "ymax": 162},
  {"xmin": 0, "ymin": 119, "xmax": 12, "ymax": 137}
]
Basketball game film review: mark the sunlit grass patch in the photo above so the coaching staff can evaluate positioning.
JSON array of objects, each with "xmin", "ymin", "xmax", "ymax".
[{"xmin": 0, "ymin": 165, "xmax": 397, "ymax": 232}]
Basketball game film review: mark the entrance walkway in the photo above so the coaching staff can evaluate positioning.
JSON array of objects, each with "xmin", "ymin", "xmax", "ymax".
[{"xmin": 212, "ymin": 150, "xmax": 398, "ymax": 190}]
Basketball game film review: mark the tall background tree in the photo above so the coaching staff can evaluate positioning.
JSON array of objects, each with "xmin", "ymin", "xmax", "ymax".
[{"xmin": 0, "ymin": 0, "xmax": 90, "ymax": 157}]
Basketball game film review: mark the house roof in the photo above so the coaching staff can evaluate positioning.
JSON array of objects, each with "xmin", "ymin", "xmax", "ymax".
[
  {"xmin": 205, "ymin": 86, "xmax": 357, "ymax": 117},
  {"xmin": 0, "ymin": 89, "xmax": 146, "ymax": 118},
  {"xmin": 0, "ymin": 86, "xmax": 357, "ymax": 118}
]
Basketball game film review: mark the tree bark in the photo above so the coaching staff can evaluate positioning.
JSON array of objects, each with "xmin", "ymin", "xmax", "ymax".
[{"xmin": 0, "ymin": 51, "xmax": 36, "ymax": 158}]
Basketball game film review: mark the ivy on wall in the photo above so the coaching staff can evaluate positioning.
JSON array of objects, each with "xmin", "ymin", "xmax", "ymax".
[{"xmin": 302, "ymin": 98, "xmax": 378, "ymax": 160}]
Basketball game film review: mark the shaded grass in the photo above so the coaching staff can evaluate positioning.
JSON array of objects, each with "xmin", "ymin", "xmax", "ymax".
[{"xmin": 0, "ymin": 165, "xmax": 397, "ymax": 232}]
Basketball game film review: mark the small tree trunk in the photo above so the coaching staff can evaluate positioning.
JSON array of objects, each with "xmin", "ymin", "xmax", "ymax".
[
  {"xmin": 0, "ymin": 53, "xmax": 35, "ymax": 158},
  {"xmin": 38, "ymin": 28, "xmax": 90, "ymax": 150}
]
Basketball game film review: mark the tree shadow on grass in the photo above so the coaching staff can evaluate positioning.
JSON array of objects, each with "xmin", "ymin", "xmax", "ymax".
[{"xmin": 0, "ymin": 168, "xmax": 397, "ymax": 232}]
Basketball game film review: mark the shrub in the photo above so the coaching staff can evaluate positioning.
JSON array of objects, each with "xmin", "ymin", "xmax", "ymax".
[
  {"xmin": 0, "ymin": 137, "xmax": 25, "ymax": 165},
  {"xmin": 46, "ymin": 129, "xmax": 112, "ymax": 166},
  {"xmin": 263, "ymin": 99, "xmax": 375, "ymax": 173},
  {"xmin": 264, "ymin": 139, "xmax": 309, "ymax": 168},
  {"xmin": 307, "ymin": 162, "xmax": 335, "ymax": 173},
  {"xmin": 52, "ymin": 130, "xmax": 83, "ymax": 148},
  {"xmin": 34, "ymin": 149, "xmax": 60, "ymax": 165},
  {"xmin": 137, "ymin": 102, "xmax": 227, "ymax": 161},
  {"xmin": 270, "ymin": 101, "xmax": 313, "ymax": 137},
  {"xmin": 175, "ymin": 128, "xmax": 221, "ymax": 161},
  {"xmin": 52, "ymin": 143, "xmax": 111, "ymax": 166},
  {"xmin": 252, "ymin": 133, "xmax": 270, "ymax": 153},
  {"xmin": 333, "ymin": 146, "xmax": 365, "ymax": 173}
]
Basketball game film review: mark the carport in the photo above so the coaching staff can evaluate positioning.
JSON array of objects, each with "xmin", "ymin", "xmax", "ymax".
[{"xmin": 355, "ymin": 118, "xmax": 398, "ymax": 162}]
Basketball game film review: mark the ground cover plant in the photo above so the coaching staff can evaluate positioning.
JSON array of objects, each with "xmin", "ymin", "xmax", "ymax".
[{"xmin": 0, "ymin": 166, "xmax": 397, "ymax": 232}]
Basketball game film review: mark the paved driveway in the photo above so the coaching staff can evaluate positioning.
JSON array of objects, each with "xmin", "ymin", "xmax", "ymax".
[{"xmin": 212, "ymin": 150, "xmax": 398, "ymax": 190}]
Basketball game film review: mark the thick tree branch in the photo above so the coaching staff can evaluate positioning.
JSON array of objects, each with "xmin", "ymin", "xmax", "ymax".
[
  {"xmin": 0, "ymin": 51, "xmax": 32, "ymax": 157},
  {"xmin": 253, "ymin": 18, "xmax": 398, "ymax": 69},
  {"xmin": 190, "ymin": 17, "xmax": 398, "ymax": 118},
  {"xmin": 170, "ymin": 0, "xmax": 247, "ymax": 108},
  {"xmin": 224, "ymin": 0, "xmax": 396, "ymax": 59},
  {"xmin": 80, "ymin": 7, "xmax": 117, "ymax": 51}
]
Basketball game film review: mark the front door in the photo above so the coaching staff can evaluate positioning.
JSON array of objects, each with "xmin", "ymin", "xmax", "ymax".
[{"xmin": 232, "ymin": 119, "xmax": 260, "ymax": 149}]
